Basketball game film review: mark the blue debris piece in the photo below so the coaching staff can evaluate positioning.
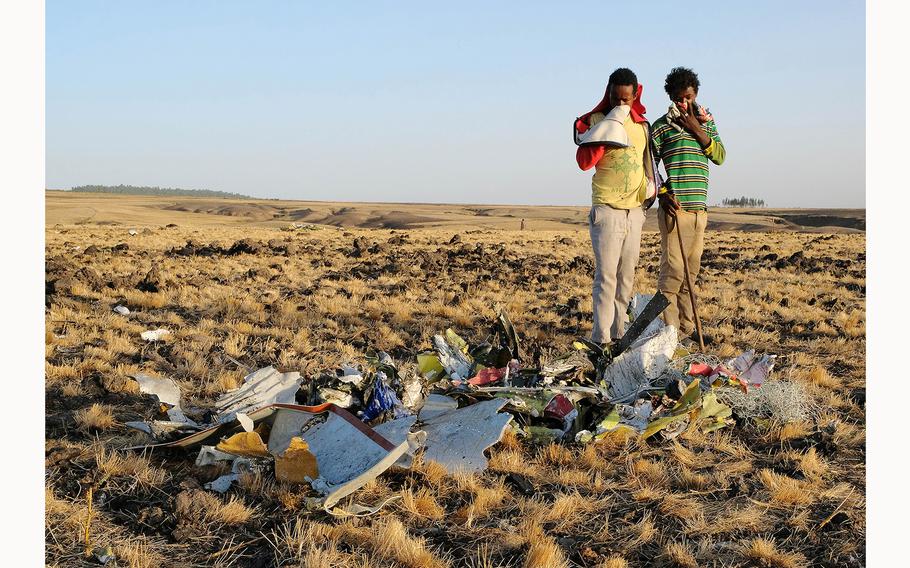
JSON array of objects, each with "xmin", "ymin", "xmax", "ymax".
[{"xmin": 359, "ymin": 372, "xmax": 410, "ymax": 422}]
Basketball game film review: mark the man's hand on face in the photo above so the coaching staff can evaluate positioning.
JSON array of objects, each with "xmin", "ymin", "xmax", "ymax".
[
  {"xmin": 659, "ymin": 192, "xmax": 681, "ymax": 217},
  {"xmin": 672, "ymin": 101, "xmax": 711, "ymax": 148},
  {"xmin": 673, "ymin": 102, "xmax": 703, "ymax": 135}
]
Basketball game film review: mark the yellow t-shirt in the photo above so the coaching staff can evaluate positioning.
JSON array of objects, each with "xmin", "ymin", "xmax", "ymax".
[{"xmin": 590, "ymin": 113, "xmax": 649, "ymax": 209}]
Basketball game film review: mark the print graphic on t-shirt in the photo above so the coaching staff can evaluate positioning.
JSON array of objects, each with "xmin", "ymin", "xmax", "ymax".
[{"xmin": 607, "ymin": 149, "xmax": 641, "ymax": 191}]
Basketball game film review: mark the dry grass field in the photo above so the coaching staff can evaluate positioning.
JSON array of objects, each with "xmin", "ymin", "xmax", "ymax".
[{"xmin": 45, "ymin": 194, "xmax": 865, "ymax": 567}]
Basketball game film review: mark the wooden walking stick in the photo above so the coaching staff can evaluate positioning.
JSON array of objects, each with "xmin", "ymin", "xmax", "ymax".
[{"xmin": 671, "ymin": 211, "xmax": 706, "ymax": 352}]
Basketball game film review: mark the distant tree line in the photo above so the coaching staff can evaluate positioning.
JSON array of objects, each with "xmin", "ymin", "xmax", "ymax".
[
  {"xmin": 721, "ymin": 196, "xmax": 766, "ymax": 207},
  {"xmin": 70, "ymin": 184, "xmax": 251, "ymax": 199}
]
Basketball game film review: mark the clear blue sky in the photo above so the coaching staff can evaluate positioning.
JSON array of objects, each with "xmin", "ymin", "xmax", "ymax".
[{"xmin": 46, "ymin": 0, "xmax": 864, "ymax": 207}]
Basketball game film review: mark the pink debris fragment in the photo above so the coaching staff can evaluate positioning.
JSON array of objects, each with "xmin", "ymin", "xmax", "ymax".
[{"xmin": 687, "ymin": 362, "xmax": 715, "ymax": 376}]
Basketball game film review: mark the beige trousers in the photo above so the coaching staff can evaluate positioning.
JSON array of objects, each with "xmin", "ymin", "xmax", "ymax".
[
  {"xmin": 589, "ymin": 205, "xmax": 646, "ymax": 343},
  {"xmin": 658, "ymin": 207, "xmax": 707, "ymax": 335}
]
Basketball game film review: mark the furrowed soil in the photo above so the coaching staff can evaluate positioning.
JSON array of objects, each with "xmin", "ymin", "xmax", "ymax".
[{"xmin": 45, "ymin": 199, "xmax": 865, "ymax": 567}]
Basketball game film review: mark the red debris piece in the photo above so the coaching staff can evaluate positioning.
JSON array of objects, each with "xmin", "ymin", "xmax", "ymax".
[
  {"xmin": 467, "ymin": 367, "xmax": 506, "ymax": 386},
  {"xmin": 544, "ymin": 394, "xmax": 575, "ymax": 421}
]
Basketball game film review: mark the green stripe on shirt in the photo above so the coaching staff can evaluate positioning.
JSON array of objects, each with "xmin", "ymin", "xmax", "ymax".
[{"xmin": 651, "ymin": 116, "xmax": 726, "ymax": 211}]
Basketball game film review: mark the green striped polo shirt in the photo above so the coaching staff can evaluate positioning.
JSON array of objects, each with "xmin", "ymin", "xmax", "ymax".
[{"xmin": 651, "ymin": 115, "xmax": 726, "ymax": 211}]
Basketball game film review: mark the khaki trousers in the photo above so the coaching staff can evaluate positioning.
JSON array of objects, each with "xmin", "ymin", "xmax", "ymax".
[
  {"xmin": 589, "ymin": 205, "xmax": 646, "ymax": 343},
  {"xmin": 658, "ymin": 207, "xmax": 707, "ymax": 335}
]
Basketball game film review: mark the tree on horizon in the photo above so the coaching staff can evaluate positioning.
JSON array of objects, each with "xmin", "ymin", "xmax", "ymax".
[
  {"xmin": 70, "ymin": 184, "xmax": 251, "ymax": 199},
  {"xmin": 721, "ymin": 196, "xmax": 766, "ymax": 207}
]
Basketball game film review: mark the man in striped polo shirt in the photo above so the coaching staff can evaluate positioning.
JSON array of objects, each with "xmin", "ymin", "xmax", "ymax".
[{"xmin": 651, "ymin": 67, "xmax": 726, "ymax": 342}]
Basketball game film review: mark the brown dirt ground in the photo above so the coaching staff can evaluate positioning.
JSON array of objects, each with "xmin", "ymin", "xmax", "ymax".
[{"xmin": 46, "ymin": 191, "xmax": 865, "ymax": 233}]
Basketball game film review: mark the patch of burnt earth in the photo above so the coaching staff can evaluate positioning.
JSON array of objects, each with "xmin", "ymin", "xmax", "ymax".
[
  {"xmin": 839, "ymin": 281, "xmax": 866, "ymax": 295},
  {"xmin": 166, "ymin": 238, "xmax": 273, "ymax": 257},
  {"xmin": 45, "ymin": 373, "xmax": 152, "ymax": 441},
  {"xmin": 106, "ymin": 272, "xmax": 142, "ymax": 290},
  {"xmin": 267, "ymin": 239, "xmax": 299, "ymax": 255},
  {"xmin": 775, "ymin": 214, "xmax": 865, "ymax": 231},
  {"xmin": 781, "ymin": 424, "xmax": 840, "ymax": 456},
  {"xmin": 350, "ymin": 236, "xmax": 385, "ymax": 258},
  {"xmin": 52, "ymin": 449, "xmax": 198, "ymax": 543},
  {"xmin": 170, "ymin": 239, "xmax": 221, "ymax": 257},
  {"xmin": 227, "ymin": 238, "xmax": 267, "ymax": 255},
  {"xmin": 137, "ymin": 266, "xmax": 164, "ymax": 292},
  {"xmin": 387, "ymin": 232, "xmax": 410, "ymax": 245},
  {"xmin": 103, "ymin": 487, "xmax": 180, "ymax": 538},
  {"xmin": 46, "ymin": 266, "xmax": 105, "ymax": 304},
  {"xmin": 699, "ymin": 244, "xmax": 866, "ymax": 282}
]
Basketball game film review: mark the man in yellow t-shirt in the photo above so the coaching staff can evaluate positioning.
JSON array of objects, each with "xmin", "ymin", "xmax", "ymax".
[{"xmin": 575, "ymin": 68, "xmax": 655, "ymax": 344}]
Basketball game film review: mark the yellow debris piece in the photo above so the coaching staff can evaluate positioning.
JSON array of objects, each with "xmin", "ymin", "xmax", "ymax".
[
  {"xmin": 417, "ymin": 353, "xmax": 445, "ymax": 380},
  {"xmin": 215, "ymin": 431, "xmax": 271, "ymax": 458},
  {"xmin": 275, "ymin": 437, "xmax": 319, "ymax": 483}
]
